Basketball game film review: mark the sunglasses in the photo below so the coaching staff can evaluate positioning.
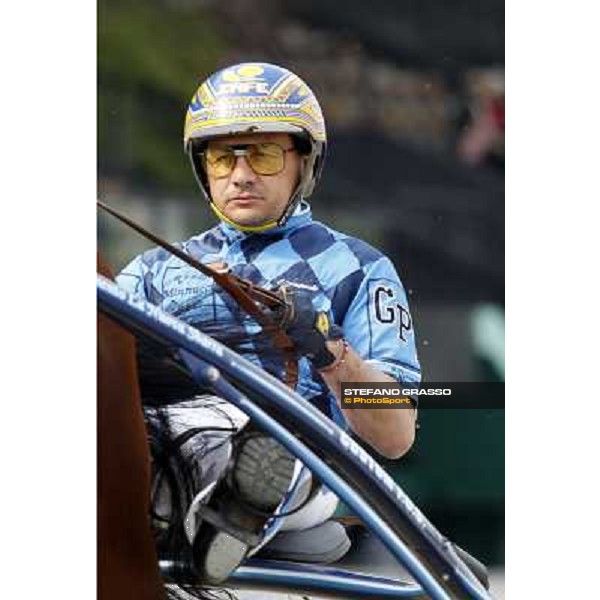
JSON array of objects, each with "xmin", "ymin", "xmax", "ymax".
[{"xmin": 201, "ymin": 142, "xmax": 296, "ymax": 178}]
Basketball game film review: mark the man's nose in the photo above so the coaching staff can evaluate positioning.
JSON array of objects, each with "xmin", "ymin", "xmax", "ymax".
[{"xmin": 230, "ymin": 155, "xmax": 257, "ymax": 185}]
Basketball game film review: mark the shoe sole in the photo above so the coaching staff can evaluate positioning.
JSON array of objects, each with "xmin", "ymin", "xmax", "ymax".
[
  {"xmin": 232, "ymin": 435, "xmax": 296, "ymax": 511},
  {"xmin": 197, "ymin": 530, "xmax": 249, "ymax": 584}
]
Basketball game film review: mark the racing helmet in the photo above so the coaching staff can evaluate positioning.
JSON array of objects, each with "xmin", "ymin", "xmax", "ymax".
[{"xmin": 183, "ymin": 62, "xmax": 327, "ymax": 231}]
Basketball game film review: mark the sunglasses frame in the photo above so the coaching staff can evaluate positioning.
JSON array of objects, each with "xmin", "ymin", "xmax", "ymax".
[{"xmin": 201, "ymin": 142, "xmax": 296, "ymax": 178}]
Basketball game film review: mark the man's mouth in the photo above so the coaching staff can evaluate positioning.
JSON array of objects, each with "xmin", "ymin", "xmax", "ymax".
[{"xmin": 228, "ymin": 195, "xmax": 262, "ymax": 205}]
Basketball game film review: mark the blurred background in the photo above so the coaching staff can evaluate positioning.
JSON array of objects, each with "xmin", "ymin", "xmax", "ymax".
[{"xmin": 98, "ymin": 0, "xmax": 504, "ymax": 590}]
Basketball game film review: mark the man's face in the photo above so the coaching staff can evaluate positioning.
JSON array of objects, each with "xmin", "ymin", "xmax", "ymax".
[{"xmin": 206, "ymin": 132, "xmax": 302, "ymax": 228}]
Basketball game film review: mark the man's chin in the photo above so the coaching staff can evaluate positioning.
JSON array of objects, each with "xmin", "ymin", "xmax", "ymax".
[{"xmin": 226, "ymin": 208, "xmax": 275, "ymax": 227}]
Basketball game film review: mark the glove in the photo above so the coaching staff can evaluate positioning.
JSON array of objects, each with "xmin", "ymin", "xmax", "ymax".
[{"xmin": 274, "ymin": 284, "xmax": 344, "ymax": 369}]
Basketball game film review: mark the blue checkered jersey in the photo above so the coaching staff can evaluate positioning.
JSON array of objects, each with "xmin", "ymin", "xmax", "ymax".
[{"xmin": 117, "ymin": 202, "xmax": 420, "ymax": 426}]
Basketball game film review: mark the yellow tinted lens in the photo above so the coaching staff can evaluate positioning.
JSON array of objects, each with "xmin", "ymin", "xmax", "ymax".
[
  {"xmin": 205, "ymin": 146, "xmax": 235, "ymax": 177},
  {"xmin": 246, "ymin": 143, "xmax": 285, "ymax": 175}
]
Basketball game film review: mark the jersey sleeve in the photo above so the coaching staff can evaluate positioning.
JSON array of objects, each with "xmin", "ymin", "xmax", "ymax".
[
  {"xmin": 115, "ymin": 254, "xmax": 148, "ymax": 299},
  {"xmin": 341, "ymin": 256, "xmax": 421, "ymax": 384},
  {"xmin": 116, "ymin": 246, "xmax": 186, "ymax": 305}
]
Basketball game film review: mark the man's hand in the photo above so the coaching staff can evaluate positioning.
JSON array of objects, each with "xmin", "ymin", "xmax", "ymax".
[
  {"xmin": 274, "ymin": 284, "xmax": 415, "ymax": 459},
  {"xmin": 274, "ymin": 284, "xmax": 343, "ymax": 369}
]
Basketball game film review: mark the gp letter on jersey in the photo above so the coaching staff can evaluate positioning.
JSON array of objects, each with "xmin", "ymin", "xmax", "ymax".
[{"xmin": 373, "ymin": 285, "xmax": 413, "ymax": 342}]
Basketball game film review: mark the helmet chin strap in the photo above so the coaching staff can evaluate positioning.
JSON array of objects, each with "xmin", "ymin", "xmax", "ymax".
[{"xmin": 208, "ymin": 201, "xmax": 280, "ymax": 233}]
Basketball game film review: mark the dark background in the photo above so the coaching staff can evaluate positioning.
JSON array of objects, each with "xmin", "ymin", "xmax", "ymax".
[{"xmin": 98, "ymin": 0, "xmax": 504, "ymax": 566}]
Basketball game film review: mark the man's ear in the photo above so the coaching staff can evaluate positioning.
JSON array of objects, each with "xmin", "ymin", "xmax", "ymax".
[{"xmin": 290, "ymin": 155, "xmax": 307, "ymax": 191}]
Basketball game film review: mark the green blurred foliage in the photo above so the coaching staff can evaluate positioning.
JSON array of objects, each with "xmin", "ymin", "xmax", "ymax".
[{"xmin": 98, "ymin": 0, "xmax": 226, "ymax": 190}]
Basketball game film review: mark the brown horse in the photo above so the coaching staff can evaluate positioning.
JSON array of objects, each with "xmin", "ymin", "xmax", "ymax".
[{"xmin": 97, "ymin": 254, "xmax": 166, "ymax": 600}]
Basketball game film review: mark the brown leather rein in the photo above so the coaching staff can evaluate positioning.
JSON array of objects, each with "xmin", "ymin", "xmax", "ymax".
[{"xmin": 97, "ymin": 200, "xmax": 298, "ymax": 387}]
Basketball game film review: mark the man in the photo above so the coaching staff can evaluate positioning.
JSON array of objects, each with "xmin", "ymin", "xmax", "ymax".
[{"xmin": 117, "ymin": 62, "xmax": 420, "ymax": 583}]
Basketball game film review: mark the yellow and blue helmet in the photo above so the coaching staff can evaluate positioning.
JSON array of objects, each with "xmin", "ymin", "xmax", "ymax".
[{"xmin": 184, "ymin": 62, "xmax": 327, "ymax": 231}]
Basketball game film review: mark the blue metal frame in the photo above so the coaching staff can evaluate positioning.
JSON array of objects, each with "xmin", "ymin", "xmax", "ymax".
[
  {"xmin": 98, "ymin": 275, "xmax": 492, "ymax": 600},
  {"xmin": 228, "ymin": 560, "xmax": 427, "ymax": 598}
]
